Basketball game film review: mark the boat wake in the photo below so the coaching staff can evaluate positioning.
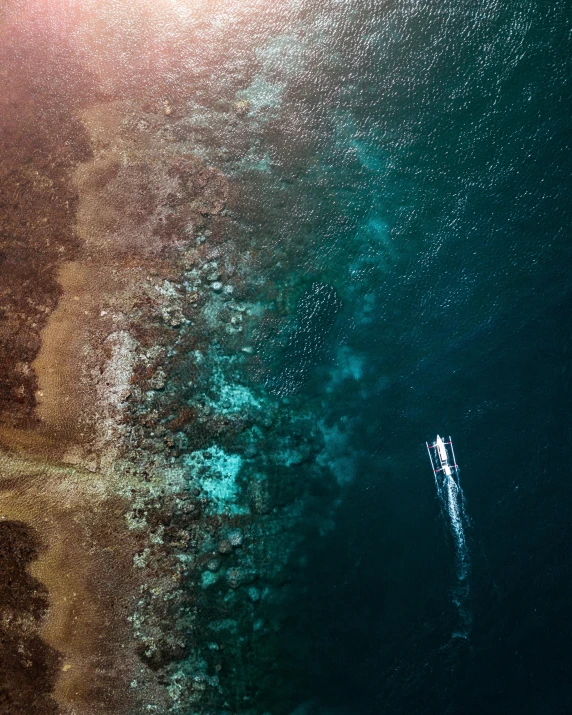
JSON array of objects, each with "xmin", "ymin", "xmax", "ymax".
[
  {"xmin": 434, "ymin": 468, "xmax": 472, "ymax": 639},
  {"xmin": 427, "ymin": 435, "xmax": 472, "ymax": 639}
]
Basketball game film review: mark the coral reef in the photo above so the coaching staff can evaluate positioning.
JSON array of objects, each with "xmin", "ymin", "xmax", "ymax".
[{"xmin": 0, "ymin": 4, "xmax": 358, "ymax": 713}]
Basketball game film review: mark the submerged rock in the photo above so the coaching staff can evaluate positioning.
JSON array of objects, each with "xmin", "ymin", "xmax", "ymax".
[
  {"xmin": 206, "ymin": 558, "xmax": 221, "ymax": 572},
  {"xmin": 227, "ymin": 528, "xmax": 243, "ymax": 547},
  {"xmin": 218, "ymin": 540, "xmax": 232, "ymax": 554},
  {"xmin": 148, "ymin": 370, "xmax": 166, "ymax": 390},
  {"xmin": 247, "ymin": 586, "xmax": 260, "ymax": 603},
  {"xmin": 226, "ymin": 566, "xmax": 257, "ymax": 589},
  {"xmin": 201, "ymin": 570, "xmax": 219, "ymax": 588}
]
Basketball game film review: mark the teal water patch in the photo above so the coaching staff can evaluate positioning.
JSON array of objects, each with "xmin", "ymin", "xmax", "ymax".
[
  {"xmin": 325, "ymin": 345, "xmax": 365, "ymax": 390},
  {"xmin": 113, "ymin": 0, "xmax": 572, "ymax": 712},
  {"xmin": 184, "ymin": 446, "xmax": 248, "ymax": 515},
  {"xmin": 265, "ymin": 1, "xmax": 572, "ymax": 713},
  {"xmin": 205, "ymin": 357, "xmax": 263, "ymax": 417},
  {"xmin": 316, "ymin": 419, "xmax": 357, "ymax": 487},
  {"xmin": 262, "ymin": 283, "xmax": 342, "ymax": 396}
]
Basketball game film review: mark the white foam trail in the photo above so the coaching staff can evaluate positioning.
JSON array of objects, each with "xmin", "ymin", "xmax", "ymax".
[{"xmin": 434, "ymin": 470, "xmax": 472, "ymax": 638}]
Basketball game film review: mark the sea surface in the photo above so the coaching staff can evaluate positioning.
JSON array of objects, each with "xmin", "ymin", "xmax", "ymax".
[
  {"xmin": 243, "ymin": 1, "xmax": 572, "ymax": 713},
  {"xmin": 1, "ymin": 0, "xmax": 570, "ymax": 712}
]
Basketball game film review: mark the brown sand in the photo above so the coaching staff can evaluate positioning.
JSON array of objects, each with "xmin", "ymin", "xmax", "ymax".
[
  {"xmin": 32, "ymin": 261, "xmax": 95, "ymax": 446},
  {"xmin": 0, "ymin": 99, "xmax": 168, "ymax": 712},
  {"xmin": 0, "ymin": 84, "xmax": 224, "ymax": 710},
  {"xmin": 0, "ymin": 451, "xmax": 152, "ymax": 714}
]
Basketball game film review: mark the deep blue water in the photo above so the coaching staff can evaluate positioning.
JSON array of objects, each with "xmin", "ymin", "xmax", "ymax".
[{"xmin": 247, "ymin": 1, "xmax": 572, "ymax": 712}]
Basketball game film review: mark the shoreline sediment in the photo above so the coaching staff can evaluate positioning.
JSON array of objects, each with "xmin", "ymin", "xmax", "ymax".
[{"xmin": 0, "ymin": 5, "xmax": 347, "ymax": 710}]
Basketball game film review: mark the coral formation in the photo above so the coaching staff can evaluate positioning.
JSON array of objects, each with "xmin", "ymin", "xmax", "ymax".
[{"xmin": 0, "ymin": 2, "xmax": 361, "ymax": 713}]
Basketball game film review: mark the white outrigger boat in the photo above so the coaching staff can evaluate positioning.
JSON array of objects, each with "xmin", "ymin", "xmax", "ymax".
[{"xmin": 426, "ymin": 435, "xmax": 459, "ymax": 477}]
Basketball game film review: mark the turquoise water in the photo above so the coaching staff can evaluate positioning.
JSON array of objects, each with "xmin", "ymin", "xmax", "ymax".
[{"xmin": 229, "ymin": 1, "xmax": 572, "ymax": 712}]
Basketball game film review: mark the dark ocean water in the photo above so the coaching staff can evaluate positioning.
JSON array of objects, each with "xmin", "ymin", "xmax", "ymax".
[{"xmin": 246, "ymin": 1, "xmax": 572, "ymax": 713}]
